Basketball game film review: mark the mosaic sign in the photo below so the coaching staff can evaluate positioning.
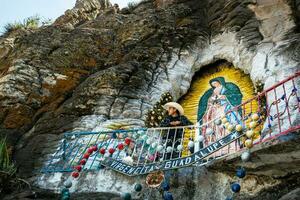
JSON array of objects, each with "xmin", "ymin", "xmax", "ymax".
[{"xmin": 101, "ymin": 131, "xmax": 243, "ymax": 176}]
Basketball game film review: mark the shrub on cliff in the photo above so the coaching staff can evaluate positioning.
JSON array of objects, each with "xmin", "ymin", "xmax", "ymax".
[
  {"xmin": 145, "ymin": 92, "xmax": 174, "ymax": 127},
  {"xmin": 2, "ymin": 15, "xmax": 52, "ymax": 36},
  {"xmin": 3, "ymin": 22, "xmax": 24, "ymax": 35}
]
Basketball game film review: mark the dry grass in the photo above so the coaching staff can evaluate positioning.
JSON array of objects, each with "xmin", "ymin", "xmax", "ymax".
[{"xmin": 2, "ymin": 15, "xmax": 52, "ymax": 36}]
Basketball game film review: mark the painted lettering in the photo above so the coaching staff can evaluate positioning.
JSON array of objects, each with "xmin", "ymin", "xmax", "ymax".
[
  {"xmin": 134, "ymin": 167, "xmax": 142, "ymax": 174},
  {"xmin": 185, "ymin": 157, "xmax": 192, "ymax": 165},
  {"xmin": 179, "ymin": 159, "xmax": 185, "ymax": 166},
  {"xmin": 111, "ymin": 161, "xmax": 119, "ymax": 168},
  {"xmin": 165, "ymin": 161, "xmax": 172, "ymax": 169},
  {"xmin": 213, "ymin": 142, "xmax": 219, "ymax": 150},
  {"xmin": 171, "ymin": 160, "xmax": 178, "ymax": 168},
  {"xmin": 141, "ymin": 165, "xmax": 150, "ymax": 174},
  {"xmin": 219, "ymin": 139, "xmax": 225, "ymax": 146},
  {"xmin": 207, "ymin": 146, "xmax": 214, "ymax": 153},
  {"xmin": 123, "ymin": 166, "xmax": 130, "ymax": 173},
  {"xmin": 195, "ymin": 154, "xmax": 201, "ymax": 161},
  {"xmin": 127, "ymin": 167, "xmax": 136, "ymax": 174},
  {"xmin": 200, "ymin": 150, "xmax": 207, "ymax": 157},
  {"xmin": 149, "ymin": 165, "xmax": 155, "ymax": 173}
]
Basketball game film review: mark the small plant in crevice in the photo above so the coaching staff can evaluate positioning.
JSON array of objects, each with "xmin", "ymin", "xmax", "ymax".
[
  {"xmin": 127, "ymin": 0, "xmax": 150, "ymax": 12},
  {"xmin": 145, "ymin": 92, "xmax": 173, "ymax": 128},
  {"xmin": 127, "ymin": 1, "xmax": 139, "ymax": 11},
  {"xmin": 0, "ymin": 138, "xmax": 15, "ymax": 175},
  {"xmin": 0, "ymin": 138, "xmax": 30, "ymax": 196}
]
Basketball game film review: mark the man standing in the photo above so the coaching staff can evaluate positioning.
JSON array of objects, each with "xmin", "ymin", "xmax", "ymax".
[{"xmin": 160, "ymin": 102, "xmax": 193, "ymax": 159}]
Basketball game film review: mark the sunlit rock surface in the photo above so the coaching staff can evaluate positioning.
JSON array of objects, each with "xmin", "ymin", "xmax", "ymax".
[{"xmin": 0, "ymin": 0, "xmax": 300, "ymax": 199}]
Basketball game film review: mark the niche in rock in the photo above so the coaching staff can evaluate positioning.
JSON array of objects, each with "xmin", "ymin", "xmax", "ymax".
[{"xmin": 178, "ymin": 61, "xmax": 262, "ymax": 156}]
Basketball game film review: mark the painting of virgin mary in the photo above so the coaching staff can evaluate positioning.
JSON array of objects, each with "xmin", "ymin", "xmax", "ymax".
[{"xmin": 197, "ymin": 77, "xmax": 243, "ymax": 146}]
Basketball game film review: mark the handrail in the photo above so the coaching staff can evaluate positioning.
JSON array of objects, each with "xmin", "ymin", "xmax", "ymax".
[
  {"xmin": 64, "ymin": 129, "xmax": 147, "ymax": 137},
  {"xmin": 213, "ymin": 71, "xmax": 300, "ymax": 113}
]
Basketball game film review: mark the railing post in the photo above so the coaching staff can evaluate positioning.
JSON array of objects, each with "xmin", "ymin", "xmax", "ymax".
[
  {"xmin": 194, "ymin": 122, "xmax": 200, "ymax": 153},
  {"xmin": 292, "ymin": 79, "xmax": 300, "ymax": 112},
  {"xmin": 136, "ymin": 129, "xmax": 148, "ymax": 166},
  {"xmin": 273, "ymin": 88, "xmax": 282, "ymax": 134},
  {"xmin": 62, "ymin": 138, "xmax": 66, "ymax": 161},
  {"xmin": 169, "ymin": 128, "xmax": 178, "ymax": 159}
]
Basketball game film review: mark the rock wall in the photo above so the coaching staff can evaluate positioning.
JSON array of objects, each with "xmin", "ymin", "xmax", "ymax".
[
  {"xmin": 0, "ymin": 0, "xmax": 299, "ymax": 199},
  {"xmin": 54, "ymin": 0, "xmax": 111, "ymax": 27}
]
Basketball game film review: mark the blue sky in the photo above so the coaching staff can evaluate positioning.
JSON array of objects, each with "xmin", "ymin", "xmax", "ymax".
[{"xmin": 0, "ymin": 0, "xmax": 138, "ymax": 34}]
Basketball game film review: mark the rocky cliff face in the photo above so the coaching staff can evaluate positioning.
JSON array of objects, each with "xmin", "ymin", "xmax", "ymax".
[{"xmin": 0, "ymin": 0, "xmax": 300, "ymax": 199}]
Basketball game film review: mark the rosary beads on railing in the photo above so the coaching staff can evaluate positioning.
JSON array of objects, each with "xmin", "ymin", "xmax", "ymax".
[
  {"xmin": 225, "ymin": 135, "xmax": 252, "ymax": 199},
  {"xmin": 161, "ymin": 181, "xmax": 173, "ymax": 200},
  {"xmin": 71, "ymin": 144, "xmax": 99, "ymax": 179},
  {"xmin": 60, "ymin": 179, "xmax": 72, "ymax": 200},
  {"xmin": 70, "ymin": 136, "xmax": 133, "ymax": 179},
  {"xmin": 224, "ymin": 112, "xmax": 259, "ymax": 200}
]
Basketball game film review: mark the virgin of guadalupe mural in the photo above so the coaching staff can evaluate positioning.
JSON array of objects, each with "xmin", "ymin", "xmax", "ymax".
[
  {"xmin": 198, "ymin": 77, "xmax": 243, "ymax": 126},
  {"xmin": 197, "ymin": 77, "xmax": 243, "ymax": 148}
]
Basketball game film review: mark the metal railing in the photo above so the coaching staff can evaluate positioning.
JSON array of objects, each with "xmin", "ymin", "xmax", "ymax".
[{"xmin": 41, "ymin": 71, "xmax": 300, "ymax": 175}]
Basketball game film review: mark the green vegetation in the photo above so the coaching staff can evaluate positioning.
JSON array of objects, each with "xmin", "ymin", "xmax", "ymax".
[
  {"xmin": 0, "ymin": 138, "xmax": 15, "ymax": 175},
  {"xmin": 127, "ymin": 1, "xmax": 139, "ymax": 12},
  {"xmin": 0, "ymin": 138, "xmax": 29, "ymax": 196},
  {"xmin": 125, "ymin": 0, "xmax": 151, "ymax": 14},
  {"xmin": 2, "ymin": 15, "xmax": 52, "ymax": 36},
  {"xmin": 3, "ymin": 22, "xmax": 24, "ymax": 35},
  {"xmin": 145, "ymin": 92, "xmax": 174, "ymax": 127},
  {"xmin": 127, "ymin": 1, "xmax": 138, "ymax": 8}
]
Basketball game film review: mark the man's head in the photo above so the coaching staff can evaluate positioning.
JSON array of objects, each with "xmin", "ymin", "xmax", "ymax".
[
  {"xmin": 163, "ymin": 102, "xmax": 184, "ymax": 116},
  {"xmin": 167, "ymin": 106, "xmax": 178, "ymax": 116}
]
